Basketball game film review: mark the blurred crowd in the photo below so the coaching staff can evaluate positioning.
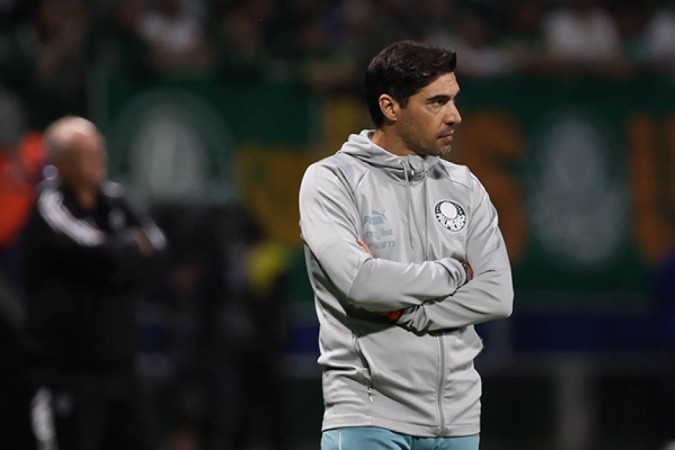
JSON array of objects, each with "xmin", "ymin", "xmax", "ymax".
[{"xmin": 1, "ymin": 0, "xmax": 675, "ymax": 129}]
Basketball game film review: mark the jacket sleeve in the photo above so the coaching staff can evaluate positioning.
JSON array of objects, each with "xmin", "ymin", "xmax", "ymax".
[
  {"xmin": 299, "ymin": 163, "xmax": 467, "ymax": 312},
  {"xmin": 117, "ymin": 193, "xmax": 168, "ymax": 253},
  {"xmin": 30, "ymin": 189, "xmax": 166, "ymax": 286},
  {"xmin": 397, "ymin": 181, "xmax": 514, "ymax": 332}
]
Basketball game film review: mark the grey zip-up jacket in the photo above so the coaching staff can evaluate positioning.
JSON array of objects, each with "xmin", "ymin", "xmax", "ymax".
[{"xmin": 299, "ymin": 130, "xmax": 513, "ymax": 437}]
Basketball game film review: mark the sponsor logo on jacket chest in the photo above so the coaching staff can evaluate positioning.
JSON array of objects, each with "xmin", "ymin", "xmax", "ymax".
[
  {"xmin": 434, "ymin": 200, "xmax": 467, "ymax": 232},
  {"xmin": 363, "ymin": 209, "xmax": 396, "ymax": 249}
]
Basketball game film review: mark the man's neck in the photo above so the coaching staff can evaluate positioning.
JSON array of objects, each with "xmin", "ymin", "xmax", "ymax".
[{"xmin": 371, "ymin": 128, "xmax": 415, "ymax": 156}]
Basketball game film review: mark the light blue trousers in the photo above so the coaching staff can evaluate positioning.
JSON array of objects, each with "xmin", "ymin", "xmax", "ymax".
[{"xmin": 321, "ymin": 427, "xmax": 480, "ymax": 450}]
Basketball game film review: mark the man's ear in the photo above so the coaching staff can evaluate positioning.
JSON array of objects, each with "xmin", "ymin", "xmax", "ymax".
[{"xmin": 379, "ymin": 94, "xmax": 400, "ymax": 123}]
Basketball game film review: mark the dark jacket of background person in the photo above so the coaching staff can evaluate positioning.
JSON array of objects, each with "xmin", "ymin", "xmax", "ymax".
[
  {"xmin": 19, "ymin": 115, "xmax": 167, "ymax": 450},
  {"xmin": 23, "ymin": 179, "xmax": 166, "ymax": 373}
]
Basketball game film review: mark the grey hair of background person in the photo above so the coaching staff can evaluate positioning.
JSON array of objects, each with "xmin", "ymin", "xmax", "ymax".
[{"xmin": 43, "ymin": 116, "xmax": 101, "ymax": 164}]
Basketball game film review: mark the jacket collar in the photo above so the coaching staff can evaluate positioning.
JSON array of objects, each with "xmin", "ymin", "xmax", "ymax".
[{"xmin": 337, "ymin": 130, "xmax": 440, "ymax": 183}]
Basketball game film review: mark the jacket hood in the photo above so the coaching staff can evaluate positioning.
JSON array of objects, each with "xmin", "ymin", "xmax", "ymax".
[{"xmin": 337, "ymin": 130, "xmax": 441, "ymax": 183}]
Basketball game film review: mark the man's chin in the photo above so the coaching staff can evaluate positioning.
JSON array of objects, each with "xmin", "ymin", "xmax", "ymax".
[{"xmin": 432, "ymin": 145, "xmax": 453, "ymax": 156}]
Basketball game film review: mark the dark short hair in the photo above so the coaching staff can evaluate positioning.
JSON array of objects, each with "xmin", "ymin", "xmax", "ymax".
[{"xmin": 365, "ymin": 40, "xmax": 457, "ymax": 127}]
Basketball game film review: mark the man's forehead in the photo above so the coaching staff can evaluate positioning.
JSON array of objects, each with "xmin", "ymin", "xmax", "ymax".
[
  {"xmin": 58, "ymin": 121, "xmax": 102, "ymax": 146},
  {"xmin": 419, "ymin": 73, "xmax": 459, "ymax": 96}
]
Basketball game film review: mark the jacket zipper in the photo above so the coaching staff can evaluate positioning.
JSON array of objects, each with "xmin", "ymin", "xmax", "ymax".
[
  {"xmin": 354, "ymin": 334, "xmax": 375, "ymax": 404},
  {"xmin": 403, "ymin": 161, "xmax": 429, "ymax": 256},
  {"xmin": 436, "ymin": 335, "xmax": 446, "ymax": 435}
]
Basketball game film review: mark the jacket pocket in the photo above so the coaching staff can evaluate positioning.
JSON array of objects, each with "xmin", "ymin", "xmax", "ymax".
[
  {"xmin": 448, "ymin": 326, "xmax": 484, "ymax": 370},
  {"xmin": 352, "ymin": 333, "xmax": 373, "ymax": 387}
]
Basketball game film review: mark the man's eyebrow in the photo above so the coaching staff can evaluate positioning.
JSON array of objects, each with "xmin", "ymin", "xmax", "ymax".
[
  {"xmin": 426, "ymin": 89, "xmax": 460, "ymax": 102},
  {"xmin": 426, "ymin": 94, "xmax": 451, "ymax": 103}
]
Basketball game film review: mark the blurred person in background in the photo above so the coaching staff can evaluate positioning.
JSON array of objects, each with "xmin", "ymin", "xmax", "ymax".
[
  {"xmin": 31, "ymin": 0, "xmax": 91, "ymax": 117},
  {"xmin": 292, "ymin": 13, "xmax": 359, "ymax": 93},
  {"xmin": 211, "ymin": 0, "xmax": 273, "ymax": 82},
  {"xmin": 543, "ymin": 0, "xmax": 629, "ymax": 77},
  {"xmin": 299, "ymin": 41, "xmax": 513, "ymax": 450},
  {"xmin": 337, "ymin": 0, "xmax": 414, "ymax": 72},
  {"xmin": 612, "ymin": 0, "xmax": 651, "ymax": 72},
  {"xmin": 93, "ymin": 0, "xmax": 155, "ymax": 77},
  {"xmin": 26, "ymin": 0, "xmax": 91, "ymax": 127},
  {"xmin": 0, "ymin": 89, "xmax": 44, "ymax": 297},
  {"xmin": 418, "ymin": 0, "xmax": 460, "ymax": 51},
  {"xmin": 0, "ymin": 87, "xmax": 43, "ymax": 450},
  {"xmin": 266, "ymin": 0, "xmax": 356, "ymax": 90},
  {"xmin": 428, "ymin": 7, "xmax": 514, "ymax": 78},
  {"xmin": 498, "ymin": 0, "xmax": 564, "ymax": 75},
  {"xmin": 0, "ymin": 0, "xmax": 93, "ymax": 128},
  {"xmin": 644, "ymin": 2, "xmax": 675, "ymax": 73},
  {"xmin": 22, "ymin": 116, "xmax": 166, "ymax": 450},
  {"xmin": 139, "ymin": 0, "xmax": 211, "ymax": 72}
]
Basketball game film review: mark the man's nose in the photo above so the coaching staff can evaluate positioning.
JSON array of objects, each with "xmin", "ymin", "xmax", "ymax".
[{"xmin": 445, "ymin": 103, "xmax": 462, "ymax": 125}]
